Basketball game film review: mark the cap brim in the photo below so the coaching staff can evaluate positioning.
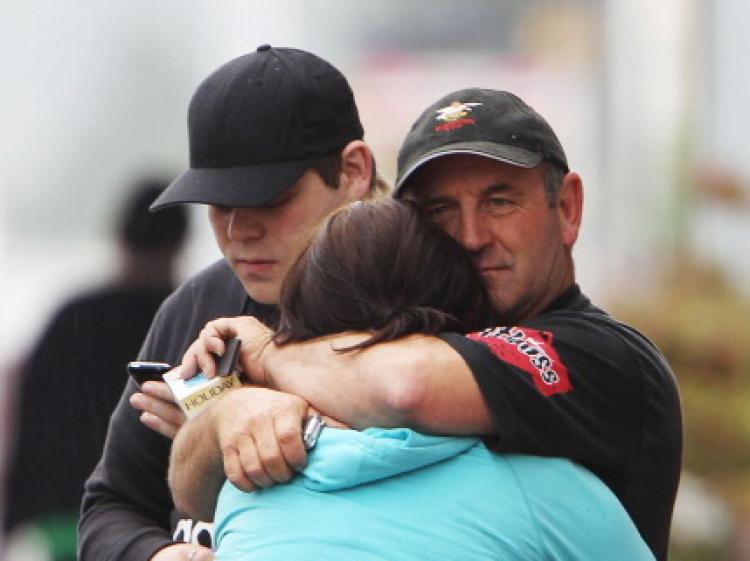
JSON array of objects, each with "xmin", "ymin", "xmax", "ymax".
[
  {"xmin": 150, "ymin": 159, "xmax": 314, "ymax": 211},
  {"xmin": 395, "ymin": 141, "xmax": 543, "ymax": 196}
]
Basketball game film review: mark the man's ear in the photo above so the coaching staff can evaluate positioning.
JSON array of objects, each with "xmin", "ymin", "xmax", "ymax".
[
  {"xmin": 557, "ymin": 172, "xmax": 583, "ymax": 249},
  {"xmin": 338, "ymin": 140, "xmax": 373, "ymax": 201}
]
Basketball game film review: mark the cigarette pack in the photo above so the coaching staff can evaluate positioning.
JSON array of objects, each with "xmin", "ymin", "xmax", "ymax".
[
  {"xmin": 163, "ymin": 338, "xmax": 243, "ymax": 419},
  {"xmin": 163, "ymin": 370, "xmax": 242, "ymax": 419}
]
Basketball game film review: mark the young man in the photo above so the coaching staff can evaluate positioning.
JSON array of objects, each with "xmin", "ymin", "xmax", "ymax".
[
  {"xmin": 172, "ymin": 88, "xmax": 682, "ymax": 561},
  {"xmin": 78, "ymin": 46, "xmax": 375, "ymax": 561}
]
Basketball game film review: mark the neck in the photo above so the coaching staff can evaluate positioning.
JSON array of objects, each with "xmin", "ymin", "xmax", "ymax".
[{"xmin": 502, "ymin": 259, "xmax": 576, "ymax": 326}]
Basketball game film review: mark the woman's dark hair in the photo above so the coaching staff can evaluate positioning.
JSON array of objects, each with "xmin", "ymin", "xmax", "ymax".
[{"xmin": 274, "ymin": 198, "xmax": 492, "ymax": 351}]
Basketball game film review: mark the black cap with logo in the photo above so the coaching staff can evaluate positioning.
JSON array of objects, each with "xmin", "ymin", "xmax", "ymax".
[
  {"xmin": 395, "ymin": 87, "xmax": 568, "ymax": 196},
  {"xmin": 151, "ymin": 45, "xmax": 364, "ymax": 210}
]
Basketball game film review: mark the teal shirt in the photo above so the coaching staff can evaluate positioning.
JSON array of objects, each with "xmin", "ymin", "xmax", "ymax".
[{"xmin": 215, "ymin": 428, "xmax": 655, "ymax": 561}]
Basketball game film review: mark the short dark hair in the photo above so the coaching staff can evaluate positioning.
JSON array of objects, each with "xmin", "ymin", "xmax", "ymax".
[
  {"xmin": 118, "ymin": 178, "xmax": 189, "ymax": 252},
  {"xmin": 309, "ymin": 146, "xmax": 383, "ymax": 195},
  {"xmin": 543, "ymin": 162, "xmax": 566, "ymax": 207},
  {"xmin": 274, "ymin": 199, "xmax": 492, "ymax": 351}
]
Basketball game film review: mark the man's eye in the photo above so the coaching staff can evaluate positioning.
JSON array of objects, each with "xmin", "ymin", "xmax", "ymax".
[
  {"xmin": 488, "ymin": 197, "xmax": 509, "ymax": 207},
  {"xmin": 425, "ymin": 204, "xmax": 452, "ymax": 218},
  {"xmin": 485, "ymin": 197, "xmax": 513, "ymax": 215}
]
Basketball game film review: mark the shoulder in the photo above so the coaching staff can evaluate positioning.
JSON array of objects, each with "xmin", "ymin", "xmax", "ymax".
[
  {"xmin": 445, "ymin": 288, "xmax": 677, "ymax": 401},
  {"xmin": 158, "ymin": 259, "xmax": 245, "ymax": 319},
  {"xmin": 138, "ymin": 259, "xmax": 249, "ymax": 363},
  {"xmin": 529, "ymin": 296, "xmax": 675, "ymax": 386},
  {"xmin": 302, "ymin": 428, "xmax": 480, "ymax": 491},
  {"xmin": 505, "ymin": 456, "xmax": 656, "ymax": 560},
  {"xmin": 478, "ymin": 289, "xmax": 672, "ymax": 382}
]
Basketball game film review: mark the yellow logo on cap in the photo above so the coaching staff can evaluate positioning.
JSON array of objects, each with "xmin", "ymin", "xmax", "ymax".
[
  {"xmin": 434, "ymin": 101, "xmax": 482, "ymax": 132},
  {"xmin": 435, "ymin": 101, "xmax": 482, "ymax": 122}
]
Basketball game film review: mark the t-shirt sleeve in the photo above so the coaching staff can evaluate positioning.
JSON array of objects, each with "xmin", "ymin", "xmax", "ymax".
[{"xmin": 439, "ymin": 315, "xmax": 643, "ymax": 481}]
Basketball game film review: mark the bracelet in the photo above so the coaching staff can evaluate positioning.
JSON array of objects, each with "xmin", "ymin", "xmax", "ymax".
[{"xmin": 302, "ymin": 413, "xmax": 325, "ymax": 450}]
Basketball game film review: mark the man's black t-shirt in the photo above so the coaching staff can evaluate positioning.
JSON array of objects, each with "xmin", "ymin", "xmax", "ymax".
[{"xmin": 441, "ymin": 285, "xmax": 682, "ymax": 561}]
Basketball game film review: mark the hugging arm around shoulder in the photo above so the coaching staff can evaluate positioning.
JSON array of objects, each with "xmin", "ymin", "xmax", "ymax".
[
  {"xmin": 438, "ymin": 294, "xmax": 682, "ymax": 561},
  {"xmin": 265, "ymin": 288, "xmax": 681, "ymax": 561},
  {"xmin": 264, "ymin": 331, "xmax": 496, "ymax": 435}
]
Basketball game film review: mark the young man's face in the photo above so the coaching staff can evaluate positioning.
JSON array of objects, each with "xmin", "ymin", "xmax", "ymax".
[
  {"xmin": 408, "ymin": 154, "xmax": 580, "ymax": 325},
  {"xmin": 209, "ymin": 169, "xmax": 352, "ymax": 305}
]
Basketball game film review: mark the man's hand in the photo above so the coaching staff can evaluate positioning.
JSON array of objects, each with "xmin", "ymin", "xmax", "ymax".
[
  {"xmin": 214, "ymin": 387, "xmax": 309, "ymax": 491},
  {"xmin": 169, "ymin": 386, "xmax": 311, "ymax": 520},
  {"xmin": 150, "ymin": 543, "xmax": 213, "ymax": 560},
  {"xmin": 130, "ymin": 380, "xmax": 186, "ymax": 439},
  {"xmin": 179, "ymin": 316, "xmax": 274, "ymax": 384}
]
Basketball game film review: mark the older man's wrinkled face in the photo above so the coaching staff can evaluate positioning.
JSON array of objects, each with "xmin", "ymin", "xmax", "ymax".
[{"xmin": 408, "ymin": 155, "xmax": 581, "ymax": 325}]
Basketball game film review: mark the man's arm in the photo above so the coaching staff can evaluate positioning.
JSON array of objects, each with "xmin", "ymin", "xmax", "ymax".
[
  {"xmin": 263, "ymin": 333, "xmax": 495, "ymax": 434},
  {"xmin": 168, "ymin": 387, "xmax": 309, "ymax": 520},
  {"xmin": 173, "ymin": 317, "xmax": 492, "ymax": 498},
  {"xmin": 78, "ymin": 378, "xmax": 180, "ymax": 561},
  {"xmin": 184, "ymin": 316, "xmax": 495, "ymax": 435},
  {"xmin": 168, "ymin": 404, "xmax": 226, "ymax": 522}
]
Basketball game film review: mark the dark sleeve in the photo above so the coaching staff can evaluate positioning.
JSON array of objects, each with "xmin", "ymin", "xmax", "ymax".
[
  {"xmin": 439, "ymin": 317, "xmax": 643, "ymax": 483},
  {"xmin": 4, "ymin": 306, "xmax": 76, "ymax": 532},
  {"xmin": 77, "ymin": 306, "xmax": 180, "ymax": 561},
  {"xmin": 78, "ymin": 260, "xmax": 249, "ymax": 561}
]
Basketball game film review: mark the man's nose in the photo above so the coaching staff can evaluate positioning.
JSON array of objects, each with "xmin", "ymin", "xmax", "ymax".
[
  {"xmin": 227, "ymin": 207, "xmax": 265, "ymax": 241},
  {"xmin": 458, "ymin": 211, "xmax": 491, "ymax": 253}
]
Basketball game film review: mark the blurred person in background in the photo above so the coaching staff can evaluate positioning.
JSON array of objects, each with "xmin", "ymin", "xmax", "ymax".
[
  {"xmin": 3, "ymin": 178, "xmax": 188, "ymax": 561},
  {"xmin": 174, "ymin": 88, "xmax": 682, "ymax": 561},
  {"xmin": 78, "ymin": 46, "xmax": 378, "ymax": 561}
]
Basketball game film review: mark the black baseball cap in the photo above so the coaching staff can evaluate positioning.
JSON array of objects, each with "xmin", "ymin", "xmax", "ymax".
[
  {"xmin": 151, "ymin": 45, "xmax": 364, "ymax": 211},
  {"xmin": 395, "ymin": 88, "xmax": 568, "ymax": 196}
]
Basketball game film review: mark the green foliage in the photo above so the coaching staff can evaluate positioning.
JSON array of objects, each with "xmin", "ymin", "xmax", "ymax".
[{"xmin": 611, "ymin": 259, "xmax": 750, "ymax": 558}]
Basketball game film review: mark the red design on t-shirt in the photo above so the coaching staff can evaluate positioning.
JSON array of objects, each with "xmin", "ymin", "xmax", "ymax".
[{"xmin": 467, "ymin": 326, "xmax": 572, "ymax": 397}]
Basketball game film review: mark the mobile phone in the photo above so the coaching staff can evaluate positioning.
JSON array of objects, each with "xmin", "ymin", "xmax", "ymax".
[
  {"xmin": 217, "ymin": 338, "xmax": 242, "ymax": 377},
  {"xmin": 127, "ymin": 361, "xmax": 172, "ymax": 386}
]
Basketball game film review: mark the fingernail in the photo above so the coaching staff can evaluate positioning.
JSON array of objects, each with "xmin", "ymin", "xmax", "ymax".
[
  {"xmin": 140, "ymin": 412, "xmax": 157, "ymax": 428},
  {"xmin": 129, "ymin": 393, "xmax": 143, "ymax": 409}
]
